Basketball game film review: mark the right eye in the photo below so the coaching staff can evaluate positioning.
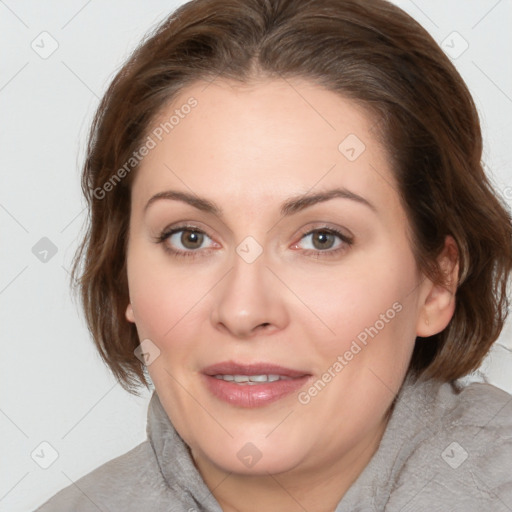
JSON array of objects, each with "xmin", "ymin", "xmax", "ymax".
[{"xmin": 156, "ymin": 225, "xmax": 218, "ymax": 259}]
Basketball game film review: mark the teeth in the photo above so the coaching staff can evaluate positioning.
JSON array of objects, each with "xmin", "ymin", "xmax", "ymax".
[
  {"xmin": 249, "ymin": 375, "xmax": 272, "ymax": 382},
  {"xmin": 213, "ymin": 374, "xmax": 290, "ymax": 383}
]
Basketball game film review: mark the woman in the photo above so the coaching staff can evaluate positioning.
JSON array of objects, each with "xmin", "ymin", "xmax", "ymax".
[{"xmin": 35, "ymin": 0, "xmax": 512, "ymax": 510}]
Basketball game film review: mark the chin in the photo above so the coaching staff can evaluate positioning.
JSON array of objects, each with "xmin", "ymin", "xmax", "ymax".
[{"xmin": 194, "ymin": 435, "xmax": 307, "ymax": 476}]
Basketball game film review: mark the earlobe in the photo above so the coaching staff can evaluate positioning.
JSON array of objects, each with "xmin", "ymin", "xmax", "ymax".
[
  {"xmin": 126, "ymin": 303, "xmax": 135, "ymax": 323},
  {"xmin": 416, "ymin": 235, "xmax": 459, "ymax": 337}
]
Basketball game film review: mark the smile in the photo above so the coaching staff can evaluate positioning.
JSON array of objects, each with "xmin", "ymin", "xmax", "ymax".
[
  {"xmin": 213, "ymin": 374, "xmax": 293, "ymax": 383},
  {"xmin": 202, "ymin": 361, "xmax": 312, "ymax": 407}
]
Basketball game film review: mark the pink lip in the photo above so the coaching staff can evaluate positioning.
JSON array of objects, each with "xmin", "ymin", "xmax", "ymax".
[
  {"xmin": 201, "ymin": 361, "xmax": 312, "ymax": 408},
  {"xmin": 202, "ymin": 361, "xmax": 309, "ymax": 378}
]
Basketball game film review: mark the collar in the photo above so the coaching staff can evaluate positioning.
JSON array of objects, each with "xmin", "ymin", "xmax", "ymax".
[{"xmin": 146, "ymin": 391, "xmax": 223, "ymax": 511}]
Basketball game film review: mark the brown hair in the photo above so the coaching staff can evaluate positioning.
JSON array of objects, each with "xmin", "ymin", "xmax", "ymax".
[{"xmin": 71, "ymin": 0, "xmax": 512, "ymax": 395}]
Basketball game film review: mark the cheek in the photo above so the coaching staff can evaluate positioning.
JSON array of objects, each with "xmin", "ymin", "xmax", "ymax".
[
  {"xmin": 285, "ymin": 253, "xmax": 415, "ymax": 353},
  {"xmin": 292, "ymin": 271, "xmax": 418, "ymax": 426},
  {"xmin": 126, "ymin": 247, "xmax": 209, "ymax": 340}
]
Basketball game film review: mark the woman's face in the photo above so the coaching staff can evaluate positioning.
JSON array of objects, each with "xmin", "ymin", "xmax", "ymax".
[{"xmin": 125, "ymin": 78, "xmax": 436, "ymax": 477}]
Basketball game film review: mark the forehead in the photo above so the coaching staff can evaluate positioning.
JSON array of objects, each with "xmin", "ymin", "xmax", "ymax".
[
  {"xmin": 132, "ymin": 78, "xmax": 401, "ymax": 222},
  {"xmin": 148, "ymin": 77, "xmax": 378, "ymax": 169}
]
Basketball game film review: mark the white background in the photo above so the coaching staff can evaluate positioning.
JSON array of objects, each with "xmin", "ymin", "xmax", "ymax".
[{"xmin": 1, "ymin": 1, "xmax": 511, "ymax": 510}]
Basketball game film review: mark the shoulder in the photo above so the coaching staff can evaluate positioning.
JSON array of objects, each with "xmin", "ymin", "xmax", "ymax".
[
  {"xmin": 387, "ymin": 378, "xmax": 512, "ymax": 511},
  {"xmin": 33, "ymin": 441, "xmax": 178, "ymax": 511}
]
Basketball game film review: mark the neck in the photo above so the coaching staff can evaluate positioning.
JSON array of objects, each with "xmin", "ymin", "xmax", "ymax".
[{"xmin": 191, "ymin": 411, "xmax": 391, "ymax": 512}]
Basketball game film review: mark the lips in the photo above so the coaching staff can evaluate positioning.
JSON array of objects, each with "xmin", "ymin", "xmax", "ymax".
[
  {"xmin": 201, "ymin": 361, "xmax": 312, "ymax": 408},
  {"xmin": 202, "ymin": 361, "xmax": 310, "ymax": 379}
]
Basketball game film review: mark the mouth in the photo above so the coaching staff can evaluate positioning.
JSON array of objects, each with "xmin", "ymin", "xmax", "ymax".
[
  {"xmin": 201, "ymin": 361, "xmax": 312, "ymax": 408},
  {"xmin": 212, "ymin": 374, "xmax": 293, "ymax": 384}
]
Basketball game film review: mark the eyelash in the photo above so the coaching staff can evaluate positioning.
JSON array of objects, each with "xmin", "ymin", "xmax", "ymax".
[{"xmin": 154, "ymin": 224, "xmax": 354, "ymax": 260}]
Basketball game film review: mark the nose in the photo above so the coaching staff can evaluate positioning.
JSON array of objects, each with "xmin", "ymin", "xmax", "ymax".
[{"xmin": 210, "ymin": 253, "xmax": 289, "ymax": 339}]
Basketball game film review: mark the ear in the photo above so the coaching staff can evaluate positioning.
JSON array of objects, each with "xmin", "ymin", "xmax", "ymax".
[
  {"xmin": 416, "ymin": 235, "xmax": 459, "ymax": 337},
  {"xmin": 126, "ymin": 302, "xmax": 135, "ymax": 323}
]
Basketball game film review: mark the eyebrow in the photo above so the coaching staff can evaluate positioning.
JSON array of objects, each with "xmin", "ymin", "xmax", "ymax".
[{"xmin": 144, "ymin": 187, "xmax": 377, "ymax": 217}]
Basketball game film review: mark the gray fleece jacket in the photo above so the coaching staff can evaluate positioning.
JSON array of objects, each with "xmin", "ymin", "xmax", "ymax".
[{"xmin": 35, "ymin": 374, "xmax": 512, "ymax": 511}]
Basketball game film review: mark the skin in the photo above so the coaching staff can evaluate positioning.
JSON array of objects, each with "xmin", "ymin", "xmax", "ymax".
[{"xmin": 124, "ymin": 78, "xmax": 459, "ymax": 512}]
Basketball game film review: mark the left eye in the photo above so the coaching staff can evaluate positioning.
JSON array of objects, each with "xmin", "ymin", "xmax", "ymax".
[{"xmin": 295, "ymin": 229, "xmax": 349, "ymax": 251}]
